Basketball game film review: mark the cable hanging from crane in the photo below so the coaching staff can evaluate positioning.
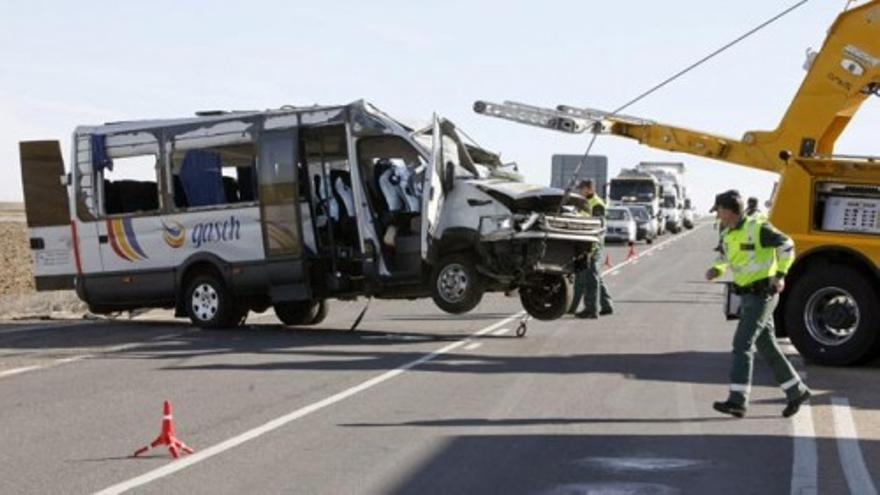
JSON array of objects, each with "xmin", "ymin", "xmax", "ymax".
[{"xmin": 558, "ymin": 0, "xmax": 811, "ymax": 210}]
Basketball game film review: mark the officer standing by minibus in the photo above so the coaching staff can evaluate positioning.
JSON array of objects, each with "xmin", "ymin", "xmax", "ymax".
[
  {"xmin": 569, "ymin": 179, "xmax": 614, "ymax": 318},
  {"xmin": 705, "ymin": 190, "xmax": 811, "ymax": 418}
]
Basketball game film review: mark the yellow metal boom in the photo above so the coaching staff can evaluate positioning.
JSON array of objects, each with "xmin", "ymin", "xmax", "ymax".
[{"xmin": 589, "ymin": 1, "xmax": 880, "ymax": 173}]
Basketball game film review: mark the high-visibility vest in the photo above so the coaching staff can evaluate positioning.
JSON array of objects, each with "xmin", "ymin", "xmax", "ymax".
[
  {"xmin": 578, "ymin": 194, "xmax": 607, "ymax": 251},
  {"xmin": 746, "ymin": 210, "xmax": 768, "ymax": 222},
  {"xmin": 584, "ymin": 194, "xmax": 606, "ymax": 218},
  {"xmin": 712, "ymin": 218, "xmax": 793, "ymax": 287}
]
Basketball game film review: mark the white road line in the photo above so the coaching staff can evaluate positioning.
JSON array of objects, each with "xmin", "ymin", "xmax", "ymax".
[
  {"xmin": 55, "ymin": 356, "xmax": 87, "ymax": 365},
  {"xmin": 463, "ymin": 342, "xmax": 482, "ymax": 351},
  {"xmin": 790, "ymin": 401, "xmax": 818, "ymax": 495},
  {"xmin": 0, "ymin": 365, "xmax": 42, "ymax": 378},
  {"xmin": 491, "ymin": 327, "xmax": 510, "ymax": 336},
  {"xmin": 0, "ymin": 332, "xmax": 186, "ymax": 381},
  {"xmin": 786, "ymin": 339, "xmax": 817, "ymax": 495},
  {"xmin": 608, "ymin": 271, "xmax": 620, "ymax": 277},
  {"xmin": 95, "ymin": 314, "xmax": 523, "ymax": 495},
  {"xmin": 831, "ymin": 397, "xmax": 878, "ymax": 495}
]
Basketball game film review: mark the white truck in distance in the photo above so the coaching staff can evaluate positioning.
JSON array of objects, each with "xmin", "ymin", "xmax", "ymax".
[
  {"xmin": 607, "ymin": 168, "xmax": 663, "ymax": 235},
  {"xmin": 635, "ymin": 162, "xmax": 686, "ymax": 234}
]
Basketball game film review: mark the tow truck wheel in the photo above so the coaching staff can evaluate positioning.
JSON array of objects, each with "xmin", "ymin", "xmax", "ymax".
[
  {"xmin": 785, "ymin": 264, "xmax": 880, "ymax": 365},
  {"xmin": 431, "ymin": 254, "xmax": 484, "ymax": 314},
  {"xmin": 519, "ymin": 274, "xmax": 573, "ymax": 321},
  {"xmin": 275, "ymin": 300, "xmax": 328, "ymax": 326},
  {"xmin": 185, "ymin": 274, "xmax": 240, "ymax": 329}
]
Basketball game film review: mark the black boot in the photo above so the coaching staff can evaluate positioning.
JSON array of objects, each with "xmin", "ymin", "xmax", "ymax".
[
  {"xmin": 713, "ymin": 400, "xmax": 747, "ymax": 418},
  {"xmin": 782, "ymin": 390, "xmax": 811, "ymax": 418}
]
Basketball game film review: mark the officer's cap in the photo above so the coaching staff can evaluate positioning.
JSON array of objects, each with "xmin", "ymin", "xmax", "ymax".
[{"xmin": 709, "ymin": 189, "xmax": 743, "ymax": 214}]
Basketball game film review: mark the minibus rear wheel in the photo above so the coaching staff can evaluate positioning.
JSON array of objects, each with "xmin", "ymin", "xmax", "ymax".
[
  {"xmin": 184, "ymin": 274, "xmax": 240, "ymax": 329},
  {"xmin": 275, "ymin": 300, "xmax": 327, "ymax": 326}
]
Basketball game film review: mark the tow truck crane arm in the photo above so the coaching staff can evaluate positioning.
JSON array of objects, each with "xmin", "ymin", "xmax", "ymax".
[{"xmin": 476, "ymin": 1, "xmax": 880, "ymax": 175}]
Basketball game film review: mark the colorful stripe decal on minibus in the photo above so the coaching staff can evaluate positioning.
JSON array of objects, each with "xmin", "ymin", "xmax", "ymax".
[{"xmin": 106, "ymin": 218, "xmax": 148, "ymax": 261}]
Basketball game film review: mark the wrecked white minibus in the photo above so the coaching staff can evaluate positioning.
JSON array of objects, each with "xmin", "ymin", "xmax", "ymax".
[{"xmin": 19, "ymin": 101, "xmax": 602, "ymax": 328}]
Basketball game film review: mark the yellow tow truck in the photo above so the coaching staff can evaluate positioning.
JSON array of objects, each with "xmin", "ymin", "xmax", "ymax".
[{"xmin": 475, "ymin": 1, "xmax": 880, "ymax": 365}]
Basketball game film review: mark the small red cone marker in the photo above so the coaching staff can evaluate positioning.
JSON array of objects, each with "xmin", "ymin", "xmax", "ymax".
[
  {"xmin": 626, "ymin": 241, "xmax": 638, "ymax": 260},
  {"xmin": 133, "ymin": 400, "xmax": 194, "ymax": 459},
  {"xmin": 603, "ymin": 254, "xmax": 612, "ymax": 269}
]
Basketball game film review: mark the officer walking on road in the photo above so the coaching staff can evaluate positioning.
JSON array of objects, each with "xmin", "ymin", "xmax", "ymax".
[
  {"xmin": 705, "ymin": 190, "xmax": 811, "ymax": 418},
  {"xmin": 745, "ymin": 196, "xmax": 766, "ymax": 221},
  {"xmin": 569, "ymin": 179, "xmax": 614, "ymax": 319}
]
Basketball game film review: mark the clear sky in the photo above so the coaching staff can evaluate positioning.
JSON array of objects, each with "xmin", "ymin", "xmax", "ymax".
[{"xmin": 1, "ymin": 0, "xmax": 877, "ymax": 211}]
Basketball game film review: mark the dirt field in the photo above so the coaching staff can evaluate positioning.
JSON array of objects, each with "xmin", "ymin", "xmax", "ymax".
[
  {"xmin": 0, "ymin": 204, "xmax": 86, "ymax": 318},
  {"xmin": 0, "ymin": 204, "xmax": 32, "ymax": 296},
  {"xmin": 0, "ymin": 220, "xmax": 34, "ymax": 296}
]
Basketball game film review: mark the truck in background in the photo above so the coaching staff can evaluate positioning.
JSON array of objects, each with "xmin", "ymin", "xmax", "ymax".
[
  {"xmin": 607, "ymin": 168, "xmax": 663, "ymax": 234},
  {"xmin": 550, "ymin": 154, "xmax": 607, "ymax": 199},
  {"xmin": 635, "ymin": 162, "xmax": 686, "ymax": 234}
]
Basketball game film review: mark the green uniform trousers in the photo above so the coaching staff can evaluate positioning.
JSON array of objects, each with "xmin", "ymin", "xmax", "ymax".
[
  {"xmin": 569, "ymin": 245, "xmax": 613, "ymax": 315},
  {"xmin": 728, "ymin": 292, "xmax": 808, "ymax": 406}
]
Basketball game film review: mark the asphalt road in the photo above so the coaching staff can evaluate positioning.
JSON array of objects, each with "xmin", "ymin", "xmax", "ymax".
[{"xmin": 1, "ymin": 224, "xmax": 878, "ymax": 494}]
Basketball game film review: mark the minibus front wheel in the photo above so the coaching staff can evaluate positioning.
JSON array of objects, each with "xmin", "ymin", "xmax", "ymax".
[
  {"xmin": 184, "ymin": 274, "xmax": 243, "ymax": 329},
  {"xmin": 431, "ymin": 253, "xmax": 485, "ymax": 314},
  {"xmin": 519, "ymin": 273, "xmax": 572, "ymax": 321}
]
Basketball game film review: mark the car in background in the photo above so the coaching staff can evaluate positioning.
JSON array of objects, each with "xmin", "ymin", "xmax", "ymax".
[
  {"xmin": 604, "ymin": 206, "xmax": 637, "ymax": 244},
  {"xmin": 682, "ymin": 198, "xmax": 695, "ymax": 229},
  {"xmin": 626, "ymin": 205, "xmax": 657, "ymax": 244}
]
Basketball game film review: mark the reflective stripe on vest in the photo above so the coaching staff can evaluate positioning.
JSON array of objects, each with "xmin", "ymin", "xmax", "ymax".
[{"xmin": 722, "ymin": 218, "xmax": 777, "ymax": 287}]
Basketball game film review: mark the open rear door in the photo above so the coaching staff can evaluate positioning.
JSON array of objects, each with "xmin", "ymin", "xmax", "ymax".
[
  {"xmin": 19, "ymin": 141, "xmax": 77, "ymax": 290},
  {"xmin": 421, "ymin": 114, "xmax": 445, "ymax": 261}
]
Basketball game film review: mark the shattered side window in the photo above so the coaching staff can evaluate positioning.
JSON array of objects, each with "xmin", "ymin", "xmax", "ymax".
[
  {"xmin": 99, "ymin": 154, "xmax": 162, "ymax": 216},
  {"xmin": 169, "ymin": 139, "xmax": 258, "ymax": 210}
]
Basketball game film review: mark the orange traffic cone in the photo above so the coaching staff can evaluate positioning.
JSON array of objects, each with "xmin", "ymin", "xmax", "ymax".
[
  {"xmin": 133, "ymin": 400, "xmax": 195, "ymax": 459},
  {"xmin": 603, "ymin": 254, "xmax": 612, "ymax": 268},
  {"xmin": 626, "ymin": 241, "xmax": 638, "ymax": 260}
]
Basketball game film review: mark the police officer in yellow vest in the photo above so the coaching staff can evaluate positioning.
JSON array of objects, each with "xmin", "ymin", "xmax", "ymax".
[
  {"xmin": 569, "ymin": 179, "xmax": 614, "ymax": 318},
  {"xmin": 705, "ymin": 190, "xmax": 810, "ymax": 418}
]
